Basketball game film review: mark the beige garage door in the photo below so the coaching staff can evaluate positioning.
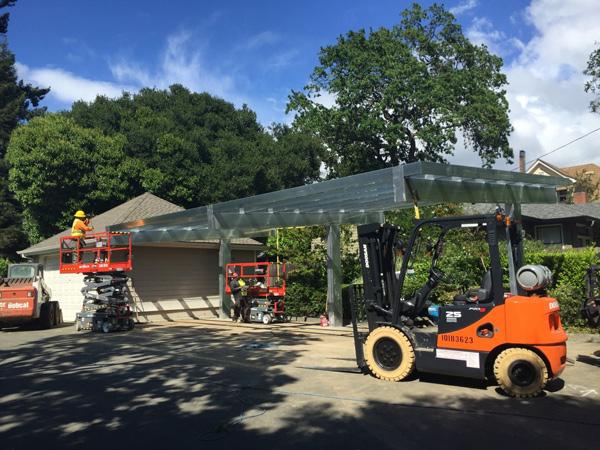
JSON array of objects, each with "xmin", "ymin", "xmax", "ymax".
[
  {"xmin": 41, "ymin": 254, "xmax": 85, "ymax": 322},
  {"xmin": 129, "ymin": 246, "xmax": 219, "ymax": 321},
  {"xmin": 129, "ymin": 246, "xmax": 255, "ymax": 322}
]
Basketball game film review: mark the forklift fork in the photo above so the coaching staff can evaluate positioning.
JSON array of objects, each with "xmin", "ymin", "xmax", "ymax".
[{"xmin": 348, "ymin": 286, "xmax": 369, "ymax": 373}]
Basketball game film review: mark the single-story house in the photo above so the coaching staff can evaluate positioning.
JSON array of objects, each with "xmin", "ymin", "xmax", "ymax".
[
  {"xmin": 18, "ymin": 193, "xmax": 263, "ymax": 322},
  {"xmin": 465, "ymin": 203, "xmax": 600, "ymax": 248}
]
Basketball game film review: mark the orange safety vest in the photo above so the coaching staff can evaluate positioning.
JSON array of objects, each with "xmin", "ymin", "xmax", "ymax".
[{"xmin": 71, "ymin": 218, "xmax": 92, "ymax": 237}]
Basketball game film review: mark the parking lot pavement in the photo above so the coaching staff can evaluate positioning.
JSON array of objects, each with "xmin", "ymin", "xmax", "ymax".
[{"xmin": 1, "ymin": 320, "xmax": 599, "ymax": 450}]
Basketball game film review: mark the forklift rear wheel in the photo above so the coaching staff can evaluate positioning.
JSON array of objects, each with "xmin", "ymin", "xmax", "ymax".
[
  {"xmin": 262, "ymin": 314, "xmax": 272, "ymax": 325},
  {"xmin": 493, "ymin": 347, "xmax": 548, "ymax": 397},
  {"xmin": 101, "ymin": 321, "xmax": 112, "ymax": 333},
  {"xmin": 364, "ymin": 326, "xmax": 415, "ymax": 381}
]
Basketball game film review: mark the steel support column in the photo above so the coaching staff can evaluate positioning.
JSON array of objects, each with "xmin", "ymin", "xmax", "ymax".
[
  {"xmin": 219, "ymin": 239, "xmax": 231, "ymax": 318},
  {"xmin": 327, "ymin": 224, "xmax": 342, "ymax": 327}
]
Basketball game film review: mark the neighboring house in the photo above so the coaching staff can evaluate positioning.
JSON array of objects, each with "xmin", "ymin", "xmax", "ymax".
[
  {"xmin": 18, "ymin": 193, "xmax": 262, "ymax": 322},
  {"xmin": 561, "ymin": 163, "xmax": 600, "ymax": 200},
  {"xmin": 465, "ymin": 203, "xmax": 600, "ymax": 248},
  {"xmin": 526, "ymin": 159, "xmax": 600, "ymax": 202}
]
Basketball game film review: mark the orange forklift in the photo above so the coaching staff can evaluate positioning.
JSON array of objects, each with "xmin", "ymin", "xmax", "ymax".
[{"xmin": 352, "ymin": 208, "xmax": 567, "ymax": 397}]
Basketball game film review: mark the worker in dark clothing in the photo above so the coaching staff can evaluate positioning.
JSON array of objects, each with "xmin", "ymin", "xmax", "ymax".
[{"xmin": 229, "ymin": 273, "xmax": 248, "ymax": 322}]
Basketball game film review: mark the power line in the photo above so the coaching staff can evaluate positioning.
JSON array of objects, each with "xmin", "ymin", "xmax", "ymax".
[{"xmin": 512, "ymin": 126, "xmax": 600, "ymax": 171}]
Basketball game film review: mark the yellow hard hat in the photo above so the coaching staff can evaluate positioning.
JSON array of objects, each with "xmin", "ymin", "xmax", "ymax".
[{"xmin": 74, "ymin": 210, "xmax": 87, "ymax": 218}]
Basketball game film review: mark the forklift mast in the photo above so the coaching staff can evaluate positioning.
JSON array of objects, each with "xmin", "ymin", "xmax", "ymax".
[{"xmin": 357, "ymin": 210, "xmax": 519, "ymax": 332}]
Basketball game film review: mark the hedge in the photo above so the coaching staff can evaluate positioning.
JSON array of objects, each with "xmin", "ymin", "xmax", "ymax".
[
  {"xmin": 527, "ymin": 247, "xmax": 597, "ymax": 327},
  {"xmin": 271, "ymin": 221, "xmax": 597, "ymax": 329},
  {"xmin": 394, "ymin": 247, "xmax": 597, "ymax": 328},
  {"xmin": 0, "ymin": 258, "xmax": 9, "ymax": 278}
]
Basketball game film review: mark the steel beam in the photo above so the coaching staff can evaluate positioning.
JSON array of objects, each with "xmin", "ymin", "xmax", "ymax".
[
  {"xmin": 218, "ymin": 239, "xmax": 231, "ymax": 318},
  {"xmin": 327, "ymin": 224, "xmax": 342, "ymax": 327}
]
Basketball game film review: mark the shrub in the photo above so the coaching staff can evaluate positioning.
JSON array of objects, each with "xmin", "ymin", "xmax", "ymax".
[
  {"xmin": 527, "ymin": 247, "xmax": 597, "ymax": 327},
  {"xmin": 266, "ymin": 212, "xmax": 598, "ymax": 329},
  {"xmin": 0, "ymin": 258, "xmax": 8, "ymax": 278}
]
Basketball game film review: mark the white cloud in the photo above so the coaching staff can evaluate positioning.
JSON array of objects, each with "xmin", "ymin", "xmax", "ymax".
[
  {"xmin": 61, "ymin": 37, "xmax": 97, "ymax": 63},
  {"xmin": 466, "ymin": 17, "xmax": 524, "ymax": 56},
  {"xmin": 15, "ymin": 62, "xmax": 132, "ymax": 103},
  {"xmin": 450, "ymin": 0, "xmax": 478, "ymax": 16},
  {"xmin": 266, "ymin": 49, "xmax": 299, "ymax": 69},
  {"xmin": 451, "ymin": 0, "xmax": 600, "ymax": 169},
  {"xmin": 313, "ymin": 90, "xmax": 337, "ymax": 109},
  {"xmin": 242, "ymin": 31, "xmax": 280, "ymax": 50},
  {"xmin": 17, "ymin": 29, "xmax": 290, "ymax": 123},
  {"xmin": 110, "ymin": 30, "xmax": 240, "ymax": 103}
]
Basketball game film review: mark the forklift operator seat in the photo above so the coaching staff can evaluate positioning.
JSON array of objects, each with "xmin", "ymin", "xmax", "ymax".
[{"xmin": 453, "ymin": 270, "xmax": 493, "ymax": 305}]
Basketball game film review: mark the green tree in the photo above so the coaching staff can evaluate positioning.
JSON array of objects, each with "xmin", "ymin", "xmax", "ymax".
[
  {"xmin": 69, "ymin": 86, "xmax": 322, "ymax": 207},
  {"xmin": 6, "ymin": 115, "xmax": 131, "ymax": 243},
  {"xmin": 7, "ymin": 86, "xmax": 322, "ymax": 243},
  {"xmin": 584, "ymin": 44, "xmax": 600, "ymax": 113},
  {"xmin": 0, "ymin": 0, "xmax": 49, "ymax": 257},
  {"xmin": 288, "ymin": 3, "xmax": 513, "ymax": 177},
  {"xmin": 264, "ymin": 224, "xmax": 362, "ymax": 317},
  {"xmin": 570, "ymin": 169, "xmax": 599, "ymax": 202},
  {"xmin": 266, "ymin": 227, "xmax": 328, "ymax": 317}
]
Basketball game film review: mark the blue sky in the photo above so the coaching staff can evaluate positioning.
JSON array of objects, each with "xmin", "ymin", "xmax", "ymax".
[{"xmin": 7, "ymin": 0, "xmax": 600, "ymax": 169}]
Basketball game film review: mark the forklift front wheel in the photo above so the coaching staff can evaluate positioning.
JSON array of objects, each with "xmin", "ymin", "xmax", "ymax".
[
  {"xmin": 493, "ymin": 347, "xmax": 548, "ymax": 398},
  {"xmin": 262, "ymin": 314, "xmax": 272, "ymax": 325},
  {"xmin": 364, "ymin": 326, "xmax": 415, "ymax": 382}
]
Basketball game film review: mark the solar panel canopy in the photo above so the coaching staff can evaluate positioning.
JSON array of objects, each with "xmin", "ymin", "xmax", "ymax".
[{"xmin": 109, "ymin": 161, "xmax": 568, "ymax": 242}]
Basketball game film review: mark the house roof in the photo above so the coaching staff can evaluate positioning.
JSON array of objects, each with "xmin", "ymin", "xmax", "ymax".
[
  {"xmin": 560, "ymin": 162, "xmax": 600, "ymax": 177},
  {"xmin": 19, "ymin": 193, "xmax": 262, "ymax": 257},
  {"xmin": 560, "ymin": 163, "xmax": 600, "ymax": 200},
  {"xmin": 526, "ymin": 159, "xmax": 575, "ymax": 181},
  {"xmin": 464, "ymin": 202, "xmax": 600, "ymax": 220}
]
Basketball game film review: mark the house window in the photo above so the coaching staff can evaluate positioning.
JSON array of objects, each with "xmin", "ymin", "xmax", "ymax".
[
  {"xmin": 576, "ymin": 222, "xmax": 592, "ymax": 247},
  {"xmin": 535, "ymin": 224, "xmax": 563, "ymax": 245},
  {"xmin": 557, "ymin": 188, "xmax": 568, "ymax": 203}
]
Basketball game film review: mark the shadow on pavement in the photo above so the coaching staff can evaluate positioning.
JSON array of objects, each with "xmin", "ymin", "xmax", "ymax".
[
  {"xmin": 1, "ymin": 326, "xmax": 598, "ymax": 450},
  {"xmin": 0, "ymin": 326, "xmax": 309, "ymax": 449},
  {"xmin": 0, "ymin": 322, "xmax": 73, "ymax": 332},
  {"xmin": 577, "ymin": 354, "xmax": 600, "ymax": 367}
]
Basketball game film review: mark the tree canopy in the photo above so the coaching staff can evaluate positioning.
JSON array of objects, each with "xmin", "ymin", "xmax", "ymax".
[
  {"xmin": 7, "ymin": 86, "xmax": 322, "ymax": 243},
  {"xmin": 68, "ymin": 86, "xmax": 322, "ymax": 207},
  {"xmin": 0, "ymin": 0, "xmax": 49, "ymax": 257},
  {"xmin": 288, "ymin": 3, "xmax": 513, "ymax": 177},
  {"xmin": 584, "ymin": 44, "xmax": 600, "ymax": 113},
  {"xmin": 6, "ymin": 115, "xmax": 131, "ymax": 242}
]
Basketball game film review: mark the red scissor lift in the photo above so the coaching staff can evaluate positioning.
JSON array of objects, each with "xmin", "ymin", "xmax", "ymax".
[
  {"xmin": 60, "ymin": 232, "xmax": 134, "ymax": 333},
  {"xmin": 225, "ymin": 262, "xmax": 289, "ymax": 324}
]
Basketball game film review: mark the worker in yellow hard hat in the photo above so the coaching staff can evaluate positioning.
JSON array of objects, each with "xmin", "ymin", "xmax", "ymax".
[{"xmin": 71, "ymin": 210, "xmax": 94, "ymax": 238}]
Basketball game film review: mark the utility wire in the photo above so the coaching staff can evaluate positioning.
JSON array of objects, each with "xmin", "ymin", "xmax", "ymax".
[{"xmin": 512, "ymin": 126, "xmax": 600, "ymax": 171}]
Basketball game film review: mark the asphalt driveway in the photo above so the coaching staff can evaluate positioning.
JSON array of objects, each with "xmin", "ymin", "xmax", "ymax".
[{"xmin": 1, "ymin": 320, "xmax": 599, "ymax": 450}]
